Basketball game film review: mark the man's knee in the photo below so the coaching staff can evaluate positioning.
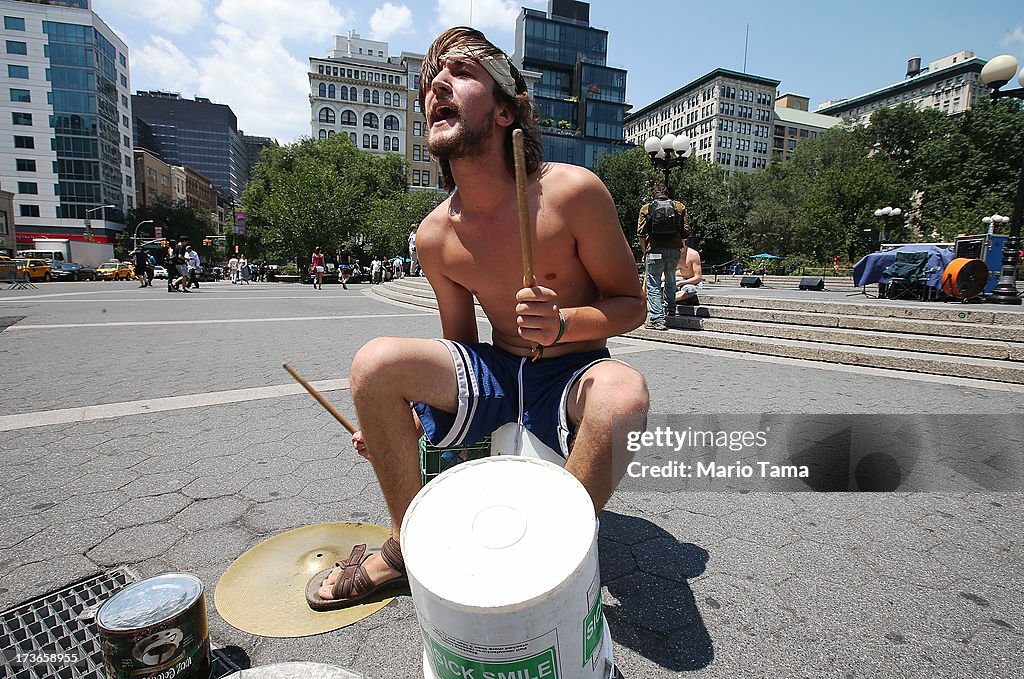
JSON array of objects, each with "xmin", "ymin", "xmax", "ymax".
[
  {"xmin": 350, "ymin": 337, "xmax": 404, "ymax": 393},
  {"xmin": 579, "ymin": 363, "xmax": 649, "ymax": 420}
]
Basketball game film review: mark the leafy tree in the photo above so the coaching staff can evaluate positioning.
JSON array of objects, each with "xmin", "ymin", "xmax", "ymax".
[
  {"xmin": 119, "ymin": 199, "xmax": 212, "ymax": 259},
  {"xmin": 594, "ymin": 146, "xmax": 660, "ymax": 255},
  {"xmin": 242, "ymin": 135, "xmax": 422, "ymax": 266}
]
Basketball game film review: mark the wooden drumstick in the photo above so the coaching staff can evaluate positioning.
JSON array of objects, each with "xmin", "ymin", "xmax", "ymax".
[
  {"xmin": 283, "ymin": 362, "xmax": 356, "ymax": 434},
  {"xmin": 513, "ymin": 129, "xmax": 541, "ymax": 360}
]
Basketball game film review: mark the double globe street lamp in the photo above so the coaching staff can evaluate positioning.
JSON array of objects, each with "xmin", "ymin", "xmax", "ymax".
[
  {"xmin": 979, "ymin": 53, "xmax": 1024, "ymax": 304},
  {"xmin": 983, "ymin": 213, "xmax": 1010, "ymax": 234},
  {"xmin": 643, "ymin": 133, "xmax": 693, "ymax": 185},
  {"xmin": 872, "ymin": 206, "xmax": 903, "ymax": 248}
]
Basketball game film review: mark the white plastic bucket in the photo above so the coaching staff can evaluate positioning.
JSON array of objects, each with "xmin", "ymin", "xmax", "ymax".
[{"xmin": 402, "ymin": 456, "xmax": 615, "ymax": 679}]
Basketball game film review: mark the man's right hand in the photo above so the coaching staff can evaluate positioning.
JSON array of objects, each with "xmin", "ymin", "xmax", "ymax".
[{"xmin": 352, "ymin": 430, "xmax": 368, "ymax": 459}]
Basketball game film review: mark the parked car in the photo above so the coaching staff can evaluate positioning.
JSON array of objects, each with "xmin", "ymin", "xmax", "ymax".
[
  {"xmin": 96, "ymin": 261, "xmax": 130, "ymax": 281},
  {"xmin": 118, "ymin": 261, "xmax": 136, "ymax": 280},
  {"xmin": 14, "ymin": 258, "xmax": 52, "ymax": 282},
  {"xmin": 51, "ymin": 261, "xmax": 97, "ymax": 281},
  {"xmin": 152, "ymin": 265, "xmax": 168, "ymax": 279}
]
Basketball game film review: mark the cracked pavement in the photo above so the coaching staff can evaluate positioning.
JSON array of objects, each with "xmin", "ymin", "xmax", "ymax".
[{"xmin": 0, "ymin": 280, "xmax": 1021, "ymax": 678}]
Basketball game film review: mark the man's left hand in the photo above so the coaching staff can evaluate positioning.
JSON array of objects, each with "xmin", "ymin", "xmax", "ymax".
[{"xmin": 515, "ymin": 284, "xmax": 561, "ymax": 346}]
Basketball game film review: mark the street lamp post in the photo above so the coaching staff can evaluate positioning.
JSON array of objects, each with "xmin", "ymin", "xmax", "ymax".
[
  {"xmin": 84, "ymin": 204, "xmax": 115, "ymax": 242},
  {"xmin": 980, "ymin": 53, "xmax": 1024, "ymax": 304},
  {"xmin": 643, "ymin": 133, "xmax": 693, "ymax": 186},
  {"xmin": 872, "ymin": 206, "xmax": 903, "ymax": 250},
  {"xmin": 133, "ymin": 220, "xmax": 155, "ymax": 251},
  {"xmin": 982, "ymin": 213, "xmax": 1009, "ymax": 235}
]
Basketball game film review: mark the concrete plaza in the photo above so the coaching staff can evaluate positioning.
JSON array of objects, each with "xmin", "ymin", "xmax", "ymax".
[{"xmin": 0, "ymin": 280, "xmax": 1021, "ymax": 678}]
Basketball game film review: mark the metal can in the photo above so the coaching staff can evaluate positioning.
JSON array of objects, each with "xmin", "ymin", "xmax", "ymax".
[{"xmin": 96, "ymin": 573, "xmax": 211, "ymax": 679}]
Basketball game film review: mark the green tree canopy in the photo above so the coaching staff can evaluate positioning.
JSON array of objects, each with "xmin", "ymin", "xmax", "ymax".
[{"xmin": 242, "ymin": 135, "xmax": 442, "ymax": 265}]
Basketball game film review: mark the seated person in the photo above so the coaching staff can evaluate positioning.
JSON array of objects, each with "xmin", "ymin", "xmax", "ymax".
[{"xmin": 675, "ymin": 239, "xmax": 703, "ymax": 305}]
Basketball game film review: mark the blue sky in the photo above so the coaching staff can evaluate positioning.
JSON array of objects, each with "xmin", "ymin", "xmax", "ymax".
[{"xmin": 93, "ymin": 0, "xmax": 1024, "ymax": 143}]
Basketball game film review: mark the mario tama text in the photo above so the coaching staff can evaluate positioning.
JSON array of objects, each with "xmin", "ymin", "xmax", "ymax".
[{"xmin": 613, "ymin": 414, "xmax": 1024, "ymax": 493}]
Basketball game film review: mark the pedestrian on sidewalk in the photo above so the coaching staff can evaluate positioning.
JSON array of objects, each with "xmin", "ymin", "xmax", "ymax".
[
  {"xmin": 338, "ymin": 244, "xmax": 353, "ymax": 289},
  {"xmin": 638, "ymin": 183, "xmax": 689, "ymax": 330},
  {"xmin": 408, "ymin": 223, "xmax": 420, "ymax": 276},
  {"xmin": 311, "ymin": 247, "xmax": 325, "ymax": 290},
  {"xmin": 185, "ymin": 245, "xmax": 201, "ymax": 289}
]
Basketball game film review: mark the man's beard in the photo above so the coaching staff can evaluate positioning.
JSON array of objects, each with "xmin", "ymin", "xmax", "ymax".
[{"xmin": 427, "ymin": 109, "xmax": 495, "ymax": 161}]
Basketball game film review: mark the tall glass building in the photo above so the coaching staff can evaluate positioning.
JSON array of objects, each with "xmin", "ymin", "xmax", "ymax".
[
  {"xmin": 514, "ymin": 0, "xmax": 630, "ymax": 169},
  {"xmin": 132, "ymin": 91, "xmax": 249, "ymax": 203},
  {"xmin": 1, "ymin": 0, "xmax": 133, "ymax": 245}
]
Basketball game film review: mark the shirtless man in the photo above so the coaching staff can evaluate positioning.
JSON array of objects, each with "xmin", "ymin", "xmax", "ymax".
[
  {"xmin": 307, "ymin": 26, "xmax": 648, "ymax": 610},
  {"xmin": 675, "ymin": 239, "xmax": 704, "ymax": 306}
]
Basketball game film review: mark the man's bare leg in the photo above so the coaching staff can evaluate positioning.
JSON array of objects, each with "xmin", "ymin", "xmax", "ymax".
[
  {"xmin": 564, "ymin": 361, "xmax": 649, "ymax": 512},
  {"xmin": 319, "ymin": 337, "xmax": 459, "ymax": 600}
]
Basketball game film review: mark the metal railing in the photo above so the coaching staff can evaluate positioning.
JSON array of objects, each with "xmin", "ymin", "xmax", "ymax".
[{"xmin": 0, "ymin": 259, "xmax": 33, "ymax": 289}]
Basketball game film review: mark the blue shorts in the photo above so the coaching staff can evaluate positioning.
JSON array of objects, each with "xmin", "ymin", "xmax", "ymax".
[{"xmin": 413, "ymin": 341, "xmax": 614, "ymax": 459}]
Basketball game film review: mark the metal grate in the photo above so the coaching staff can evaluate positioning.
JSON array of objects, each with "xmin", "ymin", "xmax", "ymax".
[{"xmin": 0, "ymin": 567, "xmax": 243, "ymax": 679}]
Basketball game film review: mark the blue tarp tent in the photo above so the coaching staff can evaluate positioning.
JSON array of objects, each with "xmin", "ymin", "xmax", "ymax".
[{"xmin": 853, "ymin": 244, "xmax": 956, "ymax": 290}]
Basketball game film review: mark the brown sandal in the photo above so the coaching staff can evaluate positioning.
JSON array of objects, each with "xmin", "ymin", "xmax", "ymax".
[{"xmin": 305, "ymin": 537, "xmax": 407, "ymax": 611}]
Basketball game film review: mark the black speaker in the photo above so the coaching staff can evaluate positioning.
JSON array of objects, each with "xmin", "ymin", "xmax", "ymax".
[
  {"xmin": 799, "ymin": 276, "xmax": 825, "ymax": 291},
  {"xmin": 740, "ymin": 276, "xmax": 762, "ymax": 288}
]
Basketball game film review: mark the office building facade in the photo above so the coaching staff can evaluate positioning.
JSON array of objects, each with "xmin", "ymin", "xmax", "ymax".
[
  {"xmin": 514, "ymin": 0, "xmax": 630, "ymax": 170},
  {"xmin": 397, "ymin": 51, "xmax": 440, "ymax": 191},
  {"xmin": 309, "ymin": 32, "xmax": 407, "ymax": 162},
  {"xmin": 133, "ymin": 147, "xmax": 172, "ymax": 207},
  {"xmin": 624, "ymin": 69, "xmax": 780, "ymax": 174},
  {"xmin": 1, "ymin": 0, "xmax": 133, "ymax": 246},
  {"xmin": 132, "ymin": 91, "xmax": 249, "ymax": 203},
  {"xmin": 817, "ymin": 51, "xmax": 987, "ymax": 124},
  {"xmin": 772, "ymin": 94, "xmax": 841, "ymax": 163}
]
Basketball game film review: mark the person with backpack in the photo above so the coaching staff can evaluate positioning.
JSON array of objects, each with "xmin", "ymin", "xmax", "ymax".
[{"xmin": 637, "ymin": 183, "xmax": 690, "ymax": 330}]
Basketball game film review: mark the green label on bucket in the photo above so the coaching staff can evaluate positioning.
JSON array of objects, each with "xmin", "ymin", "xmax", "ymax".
[
  {"xmin": 427, "ymin": 637, "xmax": 560, "ymax": 679},
  {"xmin": 582, "ymin": 594, "xmax": 604, "ymax": 667}
]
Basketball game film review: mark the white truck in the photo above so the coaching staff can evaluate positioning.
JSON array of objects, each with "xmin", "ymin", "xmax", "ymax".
[{"xmin": 19, "ymin": 238, "xmax": 115, "ymax": 269}]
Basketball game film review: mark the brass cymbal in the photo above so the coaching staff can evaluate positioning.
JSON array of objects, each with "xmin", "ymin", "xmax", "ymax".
[{"xmin": 215, "ymin": 522, "xmax": 394, "ymax": 637}]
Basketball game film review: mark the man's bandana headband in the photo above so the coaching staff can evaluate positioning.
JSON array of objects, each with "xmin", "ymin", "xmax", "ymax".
[{"xmin": 439, "ymin": 46, "xmax": 519, "ymax": 99}]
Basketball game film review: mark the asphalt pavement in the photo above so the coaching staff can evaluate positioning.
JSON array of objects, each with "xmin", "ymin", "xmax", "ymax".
[{"xmin": 0, "ymin": 279, "xmax": 1021, "ymax": 678}]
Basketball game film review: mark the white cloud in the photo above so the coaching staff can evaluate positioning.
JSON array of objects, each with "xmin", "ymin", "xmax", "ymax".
[
  {"xmin": 193, "ymin": 24, "xmax": 311, "ymax": 142},
  {"xmin": 432, "ymin": 0, "xmax": 521, "ymax": 33},
  {"xmin": 1001, "ymin": 26, "xmax": 1024, "ymax": 46},
  {"xmin": 369, "ymin": 3, "xmax": 414, "ymax": 41},
  {"xmin": 132, "ymin": 36, "xmax": 201, "ymax": 95},
  {"xmin": 214, "ymin": 0, "xmax": 346, "ymax": 41},
  {"xmin": 99, "ymin": 0, "xmax": 206, "ymax": 35}
]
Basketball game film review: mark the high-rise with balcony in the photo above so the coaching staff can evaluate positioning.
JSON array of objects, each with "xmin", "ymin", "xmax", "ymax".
[
  {"xmin": 1, "ymin": 0, "xmax": 133, "ymax": 246},
  {"xmin": 514, "ymin": 0, "xmax": 629, "ymax": 169}
]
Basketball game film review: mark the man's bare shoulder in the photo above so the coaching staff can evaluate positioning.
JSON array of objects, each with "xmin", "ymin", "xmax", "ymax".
[
  {"xmin": 416, "ymin": 197, "xmax": 454, "ymax": 248},
  {"xmin": 539, "ymin": 162, "xmax": 603, "ymax": 192},
  {"xmin": 537, "ymin": 162, "xmax": 612, "ymax": 211}
]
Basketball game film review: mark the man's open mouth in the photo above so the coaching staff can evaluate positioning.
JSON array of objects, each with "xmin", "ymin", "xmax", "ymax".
[{"xmin": 432, "ymin": 104, "xmax": 459, "ymax": 126}]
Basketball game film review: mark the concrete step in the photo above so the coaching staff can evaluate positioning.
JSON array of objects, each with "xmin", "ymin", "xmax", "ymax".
[
  {"xmin": 668, "ymin": 315, "xmax": 1024, "ymax": 361},
  {"xmin": 632, "ymin": 326, "xmax": 1024, "ymax": 384},
  {"xmin": 677, "ymin": 304, "xmax": 1024, "ymax": 343},
  {"xmin": 708, "ymin": 274, "xmax": 860, "ymax": 291},
  {"xmin": 696, "ymin": 293, "xmax": 1024, "ymax": 326},
  {"xmin": 373, "ymin": 279, "xmax": 1024, "ymax": 383}
]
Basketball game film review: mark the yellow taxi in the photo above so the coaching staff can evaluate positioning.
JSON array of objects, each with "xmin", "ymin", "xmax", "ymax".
[
  {"xmin": 14, "ymin": 258, "xmax": 52, "ymax": 282},
  {"xmin": 96, "ymin": 261, "xmax": 131, "ymax": 281},
  {"xmin": 118, "ymin": 261, "xmax": 137, "ymax": 280}
]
